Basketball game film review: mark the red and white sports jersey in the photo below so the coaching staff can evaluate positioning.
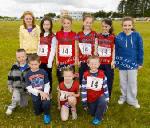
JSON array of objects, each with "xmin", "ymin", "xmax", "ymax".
[
  {"xmin": 77, "ymin": 31, "xmax": 97, "ymax": 62},
  {"xmin": 97, "ymin": 34, "xmax": 115, "ymax": 64},
  {"xmin": 59, "ymin": 80, "xmax": 79, "ymax": 106},
  {"xmin": 38, "ymin": 33, "xmax": 55, "ymax": 64},
  {"xmin": 83, "ymin": 70, "xmax": 105, "ymax": 103},
  {"xmin": 56, "ymin": 31, "xmax": 76, "ymax": 65}
]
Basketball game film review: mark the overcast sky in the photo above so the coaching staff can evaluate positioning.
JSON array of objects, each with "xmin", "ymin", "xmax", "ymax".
[{"xmin": 0, "ymin": 0, "xmax": 120, "ymax": 17}]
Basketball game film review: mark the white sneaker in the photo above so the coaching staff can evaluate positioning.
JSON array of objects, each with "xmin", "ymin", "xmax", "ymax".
[
  {"xmin": 118, "ymin": 99, "xmax": 125, "ymax": 105},
  {"xmin": 133, "ymin": 104, "xmax": 140, "ymax": 109},
  {"xmin": 6, "ymin": 108, "xmax": 12, "ymax": 115}
]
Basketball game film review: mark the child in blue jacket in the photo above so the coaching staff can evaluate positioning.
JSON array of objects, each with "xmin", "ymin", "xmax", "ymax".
[{"xmin": 115, "ymin": 17, "xmax": 144, "ymax": 109}]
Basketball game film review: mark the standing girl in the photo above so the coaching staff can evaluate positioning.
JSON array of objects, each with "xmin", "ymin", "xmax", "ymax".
[
  {"xmin": 56, "ymin": 15, "xmax": 77, "ymax": 83},
  {"xmin": 97, "ymin": 18, "xmax": 115, "ymax": 98},
  {"xmin": 19, "ymin": 11, "xmax": 40, "ymax": 55},
  {"xmin": 115, "ymin": 17, "xmax": 144, "ymax": 108},
  {"xmin": 77, "ymin": 14, "xmax": 97, "ymax": 85},
  {"xmin": 38, "ymin": 16, "xmax": 56, "ymax": 92}
]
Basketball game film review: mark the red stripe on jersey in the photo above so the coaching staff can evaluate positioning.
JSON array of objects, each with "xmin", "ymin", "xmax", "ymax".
[
  {"xmin": 59, "ymin": 80, "xmax": 79, "ymax": 106},
  {"xmin": 97, "ymin": 34, "xmax": 115, "ymax": 64},
  {"xmin": 39, "ymin": 33, "xmax": 55, "ymax": 64},
  {"xmin": 83, "ymin": 70, "xmax": 105, "ymax": 103},
  {"xmin": 56, "ymin": 31, "xmax": 76, "ymax": 65},
  {"xmin": 77, "ymin": 31, "xmax": 97, "ymax": 62}
]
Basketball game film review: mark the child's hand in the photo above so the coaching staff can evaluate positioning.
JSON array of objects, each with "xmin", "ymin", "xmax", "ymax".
[
  {"xmin": 111, "ymin": 61, "xmax": 115, "ymax": 69},
  {"xmin": 68, "ymin": 92, "xmax": 76, "ymax": 97},
  {"xmin": 8, "ymin": 86, "xmax": 13, "ymax": 93},
  {"xmin": 138, "ymin": 66, "xmax": 143, "ymax": 70},
  {"xmin": 74, "ymin": 73, "xmax": 79, "ymax": 78},
  {"xmin": 56, "ymin": 61, "xmax": 59, "ymax": 66},
  {"xmin": 83, "ymin": 107, "xmax": 88, "ymax": 111},
  {"xmin": 39, "ymin": 91, "xmax": 49, "ymax": 100}
]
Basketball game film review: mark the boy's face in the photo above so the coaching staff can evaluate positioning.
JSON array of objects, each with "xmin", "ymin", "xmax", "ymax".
[
  {"xmin": 29, "ymin": 60, "xmax": 40, "ymax": 71},
  {"xmin": 88, "ymin": 58, "xmax": 100, "ymax": 72},
  {"xmin": 16, "ymin": 52, "xmax": 27, "ymax": 65},
  {"xmin": 63, "ymin": 71, "xmax": 74, "ymax": 84}
]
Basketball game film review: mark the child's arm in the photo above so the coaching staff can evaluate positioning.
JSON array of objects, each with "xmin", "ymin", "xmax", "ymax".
[
  {"xmin": 81, "ymin": 77, "xmax": 88, "ymax": 109},
  {"xmin": 69, "ymin": 90, "xmax": 80, "ymax": 97},
  {"xmin": 57, "ymin": 87, "xmax": 61, "ymax": 110},
  {"xmin": 75, "ymin": 40, "xmax": 79, "ymax": 66},
  {"xmin": 19, "ymin": 26, "xmax": 23, "ymax": 48},
  {"xmin": 94, "ymin": 38, "xmax": 98, "ymax": 56},
  {"xmin": 44, "ymin": 82, "xmax": 50, "ymax": 94},
  {"xmin": 47, "ymin": 37, "xmax": 57, "ymax": 68},
  {"xmin": 36, "ymin": 25, "xmax": 40, "ymax": 47},
  {"xmin": 137, "ymin": 33, "xmax": 144, "ymax": 68},
  {"xmin": 111, "ymin": 44, "xmax": 115, "ymax": 69},
  {"xmin": 8, "ymin": 71, "xmax": 13, "ymax": 93},
  {"xmin": 103, "ymin": 76, "xmax": 109, "ymax": 102},
  {"xmin": 56, "ymin": 41, "xmax": 59, "ymax": 66}
]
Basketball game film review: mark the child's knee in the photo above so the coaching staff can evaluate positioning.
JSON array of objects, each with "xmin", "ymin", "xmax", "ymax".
[{"xmin": 68, "ymin": 96, "xmax": 77, "ymax": 105}]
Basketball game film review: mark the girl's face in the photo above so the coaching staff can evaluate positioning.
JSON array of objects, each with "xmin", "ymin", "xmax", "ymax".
[
  {"xmin": 64, "ymin": 71, "xmax": 74, "ymax": 84},
  {"xmin": 122, "ymin": 20, "xmax": 133, "ymax": 34},
  {"xmin": 62, "ymin": 19, "xmax": 71, "ymax": 31},
  {"xmin": 24, "ymin": 14, "xmax": 33, "ymax": 27},
  {"xmin": 83, "ymin": 17, "xmax": 93, "ymax": 31},
  {"xmin": 101, "ymin": 21, "xmax": 111, "ymax": 34},
  {"xmin": 43, "ymin": 20, "xmax": 51, "ymax": 32}
]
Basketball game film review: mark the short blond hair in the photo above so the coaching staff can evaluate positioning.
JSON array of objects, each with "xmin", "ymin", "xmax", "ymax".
[{"xmin": 87, "ymin": 55, "xmax": 100, "ymax": 64}]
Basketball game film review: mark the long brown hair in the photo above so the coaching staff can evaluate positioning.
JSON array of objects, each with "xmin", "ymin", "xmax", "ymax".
[
  {"xmin": 102, "ymin": 18, "xmax": 114, "ymax": 34},
  {"xmin": 61, "ymin": 15, "xmax": 72, "ymax": 31},
  {"xmin": 21, "ymin": 11, "xmax": 36, "ymax": 29},
  {"xmin": 40, "ymin": 16, "xmax": 53, "ymax": 36}
]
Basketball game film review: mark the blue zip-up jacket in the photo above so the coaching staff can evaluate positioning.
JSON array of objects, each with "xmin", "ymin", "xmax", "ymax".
[{"xmin": 115, "ymin": 31, "xmax": 144, "ymax": 70}]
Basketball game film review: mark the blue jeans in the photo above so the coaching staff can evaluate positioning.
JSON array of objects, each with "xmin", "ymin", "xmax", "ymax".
[
  {"xmin": 88, "ymin": 95, "xmax": 107, "ymax": 120},
  {"xmin": 32, "ymin": 95, "xmax": 51, "ymax": 115}
]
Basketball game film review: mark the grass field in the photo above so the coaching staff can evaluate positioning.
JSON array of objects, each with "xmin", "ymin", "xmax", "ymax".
[{"xmin": 0, "ymin": 20, "xmax": 150, "ymax": 128}]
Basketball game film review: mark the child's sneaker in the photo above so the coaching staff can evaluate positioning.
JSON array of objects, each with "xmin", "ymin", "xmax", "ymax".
[
  {"xmin": 133, "ymin": 104, "xmax": 140, "ymax": 109},
  {"xmin": 92, "ymin": 118, "xmax": 101, "ymax": 125},
  {"xmin": 118, "ymin": 99, "xmax": 125, "ymax": 105},
  {"xmin": 6, "ymin": 108, "xmax": 12, "ymax": 115},
  {"xmin": 43, "ymin": 114, "xmax": 51, "ymax": 124},
  {"xmin": 72, "ymin": 111, "xmax": 77, "ymax": 120}
]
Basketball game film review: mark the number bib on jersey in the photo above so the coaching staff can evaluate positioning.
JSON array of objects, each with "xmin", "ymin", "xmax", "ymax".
[
  {"xmin": 59, "ymin": 45, "xmax": 72, "ymax": 57},
  {"xmin": 79, "ymin": 43, "xmax": 92, "ymax": 55},
  {"xmin": 38, "ymin": 45, "xmax": 48, "ymax": 56},
  {"xmin": 59, "ymin": 90, "xmax": 69, "ymax": 101},
  {"xmin": 98, "ymin": 46, "xmax": 111, "ymax": 57},
  {"xmin": 87, "ymin": 76, "xmax": 103, "ymax": 91}
]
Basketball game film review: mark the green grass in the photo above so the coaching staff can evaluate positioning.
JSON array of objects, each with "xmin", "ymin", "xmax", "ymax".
[{"xmin": 0, "ymin": 20, "xmax": 150, "ymax": 128}]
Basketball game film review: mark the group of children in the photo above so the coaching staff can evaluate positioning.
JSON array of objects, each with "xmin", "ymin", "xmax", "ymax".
[{"xmin": 5, "ymin": 11, "xmax": 144, "ymax": 126}]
